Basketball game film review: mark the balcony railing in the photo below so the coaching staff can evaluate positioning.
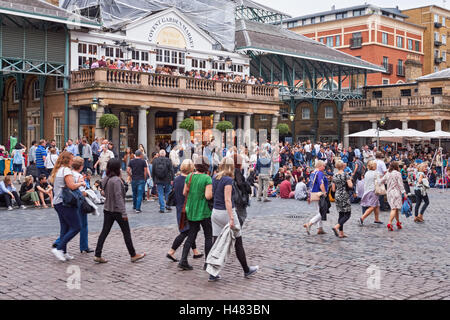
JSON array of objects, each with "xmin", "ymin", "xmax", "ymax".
[
  {"xmin": 434, "ymin": 40, "xmax": 443, "ymax": 46},
  {"xmin": 435, "ymin": 22, "xmax": 442, "ymax": 28},
  {"xmin": 350, "ymin": 37, "xmax": 362, "ymax": 49},
  {"xmin": 397, "ymin": 65, "xmax": 405, "ymax": 77},
  {"xmin": 435, "ymin": 57, "xmax": 443, "ymax": 64},
  {"xmin": 346, "ymin": 95, "xmax": 449, "ymax": 109},
  {"xmin": 70, "ymin": 68, "xmax": 278, "ymax": 101},
  {"xmin": 381, "ymin": 63, "xmax": 393, "ymax": 75}
]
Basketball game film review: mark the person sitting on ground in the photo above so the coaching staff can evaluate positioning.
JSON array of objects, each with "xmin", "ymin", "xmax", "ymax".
[
  {"xmin": 267, "ymin": 181, "xmax": 277, "ymax": 197},
  {"xmin": 19, "ymin": 175, "xmax": 41, "ymax": 207},
  {"xmin": 279, "ymin": 174, "xmax": 292, "ymax": 199},
  {"xmin": 294, "ymin": 176, "xmax": 308, "ymax": 201},
  {"xmin": 0, "ymin": 176, "xmax": 26, "ymax": 210},
  {"xmin": 36, "ymin": 174, "xmax": 54, "ymax": 208}
]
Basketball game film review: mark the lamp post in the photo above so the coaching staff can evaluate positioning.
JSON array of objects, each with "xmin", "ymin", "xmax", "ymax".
[{"xmin": 90, "ymin": 97, "xmax": 99, "ymax": 112}]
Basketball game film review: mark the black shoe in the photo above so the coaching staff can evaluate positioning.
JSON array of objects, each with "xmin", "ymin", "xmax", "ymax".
[
  {"xmin": 81, "ymin": 248, "xmax": 94, "ymax": 254},
  {"xmin": 193, "ymin": 253, "xmax": 204, "ymax": 259},
  {"xmin": 208, "ymin": 274, "xmax": 221, "ymax": 282},
  {"xmin": 374, "ymin": 221, "xmax": 384, "ymax": 224},
  {"xmin": 166, "ymin": 206, "xmax": 172, "ymax": 211},
  {"xmin": 166, "ymin": 254, "xmax": 179, "ymax": 262},
  {"xmin": 52, "ymin": 243, "xmax": 57, "ymax": 248},
  {"xmin": 178, "ymin": 262, "xmax": 193, "ymax": 270},
  {"xmin": 203, "ymin": 263, "xmax": 207, "ymax": 271},
  {"xmin": 159, "ymin": 210, "xmax": 165, "ymax": 213}
]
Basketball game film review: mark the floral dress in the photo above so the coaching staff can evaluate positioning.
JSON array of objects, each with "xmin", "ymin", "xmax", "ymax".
[
  {"xmin": 334, "ymin": 172, "xmax": 351, "ymax": 213},
  {"xmin": 380, "ymin": 170, "xmax": 405, "ymax": 209}
]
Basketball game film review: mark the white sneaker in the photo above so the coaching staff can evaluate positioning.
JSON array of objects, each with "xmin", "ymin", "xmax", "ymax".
[
  {"xmin": 7, "ymin": 206, "xmax": 13, "ymax": 211},
  {"xmin": 51, "ymin": 248, "xmax": 66, "ymax": 261},
  {"xmin": 64, "ymin": 253, "xmax": 74, "ymax": 260},
  {"xmin": 20, "ymin": 205, "xmax": 26, "ymax": 209}
]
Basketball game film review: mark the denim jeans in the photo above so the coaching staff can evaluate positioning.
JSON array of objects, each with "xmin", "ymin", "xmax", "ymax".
[
  {"xmin": 414, "ymin": 189, "xmax": 429, "ymax": 216},
  {"xmin": 131, "ymin": 180, "xmax": 146, "ymax": 211},
  {"xmin": 54, "ymin": 203, "xmax": 81, "ymax": 254},
  {"xmin": 156, "ymin": 183, "xmax": 172, "ymax": 211},
  {"xmin": 53, "ymin": 207, "xmax": 88, "ymax": 251}
]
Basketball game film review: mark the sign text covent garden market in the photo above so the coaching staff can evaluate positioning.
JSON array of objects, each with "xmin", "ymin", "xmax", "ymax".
[{"xmin": 148, "ymin": 17, "xmax": 195, "ymax": 48}]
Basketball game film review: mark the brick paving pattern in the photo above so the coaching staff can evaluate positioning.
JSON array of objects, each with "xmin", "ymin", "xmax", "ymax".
[{"xmin": 0, "ymin": 190, "xmax": 449, "ymax": 300}]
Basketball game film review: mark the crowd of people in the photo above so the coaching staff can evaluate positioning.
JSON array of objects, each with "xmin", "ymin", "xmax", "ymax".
[
  {"xmin": 81, "ymin": 56, "xmax": 267, "ymax": 85},
  {"xmin": 2, "ymin": 134, "xmax": 449, "ymax": 282}
]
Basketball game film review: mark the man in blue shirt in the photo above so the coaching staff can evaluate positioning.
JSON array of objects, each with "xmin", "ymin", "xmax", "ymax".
[
  {"xmin": 35, "ymin": 139, "xmax": 47, "ymax": 177},
  {"xmin": 91, "ymin": 137, "xmax": 101, "ymax": 175},
  {"xmin": 65, "ymin": 139, "xmax": 78, "ymax": 156}
]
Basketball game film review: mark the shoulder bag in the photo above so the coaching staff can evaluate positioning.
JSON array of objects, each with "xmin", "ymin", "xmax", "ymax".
[
  {"xmin": 309, "ymin": 171, "xmax": 323, "ymax": 202},
  {"xmin": 179, "ymin": 173, "xmax": 194, "ymax": 231},
  {"xmin": 375, "ymin": 174, "xmax": 387, "ymax": 196},
  {"xmin": 61, "ymin": 168, "xmax": 79, "ymax": 207}
]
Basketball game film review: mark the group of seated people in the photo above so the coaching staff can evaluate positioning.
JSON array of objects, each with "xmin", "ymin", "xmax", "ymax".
[
  {"xmin": 81, "ymin": 57, "xmax": 267, "ymax": 85},
  {"xmin": 0, "ymin": 168, "xmax": 105, "ymax": 210}
]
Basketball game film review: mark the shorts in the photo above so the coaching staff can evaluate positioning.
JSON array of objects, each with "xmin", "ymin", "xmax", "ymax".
[{"xmin": 13, "ymin": 163, "xmax": 23, "ymax": 173}]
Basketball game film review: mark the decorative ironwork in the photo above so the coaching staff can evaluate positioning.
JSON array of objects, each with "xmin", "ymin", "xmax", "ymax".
[
  {"xmin": 0, "ymin": 57, "xmax": 66, "ymax": 77},
  {"xmin": 278, "ymin": 86, "xmax": 363, "ymax": 101}
]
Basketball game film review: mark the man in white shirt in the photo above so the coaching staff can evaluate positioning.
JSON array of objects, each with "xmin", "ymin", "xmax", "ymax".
[
  {"xmin": 294, "ymin": 177, "xmax": 307, "ymax": 201},
  {"xmin": 362, "ymin": 145, "xmax": 374, "ymax": 164},
  {"xmin": 304, "ymin": 140, "xmax": 312, "ymax": 166},
  {"xmin": 314, "ymin": 142, "xmax": 321, "ymax": 156}
]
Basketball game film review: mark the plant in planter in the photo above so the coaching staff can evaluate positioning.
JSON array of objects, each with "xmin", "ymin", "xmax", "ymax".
[
  {"xmin": 99, "ymin": 114, "xmax": 119, "ymax": 139},
  {"xmin": 276, "ymin": 123, "xmax": 290, "ymax": 136},
  {"xmin": 216, "ymin": 120, "xmax": 233, "ymax": 133},
  {"xmin": 179, "ymin": 118, "xmax": 195, "ymax": 132}
]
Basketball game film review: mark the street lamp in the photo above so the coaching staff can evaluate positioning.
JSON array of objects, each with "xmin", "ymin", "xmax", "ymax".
[
  {"xmin": 225, "ymin": 57, "xmax": 232, "ymax": 67},
  {"xmin": 289, "ymin": 113, "xmax": 295, "ymax": 122},
  {"xmin": 91, "ymin": 98, "xmax": 99, "ymax": 112}
]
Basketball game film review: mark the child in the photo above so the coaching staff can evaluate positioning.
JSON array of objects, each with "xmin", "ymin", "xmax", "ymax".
[
  {"xmin": 92, "ymin": 180, "xmax": 105, "ymax": 203},
  {"xmin": 36, "ymin": 174, "xmax": 53, "ymax": 208},
  {"xmin": 267, "ymin": 181, "xmax": 277, "ymax": 197}
]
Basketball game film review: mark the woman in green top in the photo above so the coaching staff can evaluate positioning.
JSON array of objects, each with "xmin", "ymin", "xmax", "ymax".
[{"xmin": 178, "ymin": 156, "xmax": 213, "ymax": 271}]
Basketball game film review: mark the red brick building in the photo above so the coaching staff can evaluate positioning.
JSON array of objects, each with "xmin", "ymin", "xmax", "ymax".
[{"xmin": 283, "ymin": 4, "xmax": 425, "ymax": 87}]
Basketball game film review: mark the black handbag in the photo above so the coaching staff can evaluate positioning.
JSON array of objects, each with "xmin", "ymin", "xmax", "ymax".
[
  {"xmin": 62, "ymin": 187, "xmax": 78, "ymax": 207},
  {"xmin": 80, "ymin": 198, "xmax": 95, "ymax": 214},
  {"xmin": 167, "ymin": 189, "xmax": 176, "ymax": 207}
]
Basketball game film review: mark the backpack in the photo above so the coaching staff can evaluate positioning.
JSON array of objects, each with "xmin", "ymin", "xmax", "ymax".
[
  {"xmin": 232, "ymin": 180, "xmax": 249, "ymax": 207},
  {"xmin": 154, "ymin": 159, "xmax": 168, "ymax": 179}
]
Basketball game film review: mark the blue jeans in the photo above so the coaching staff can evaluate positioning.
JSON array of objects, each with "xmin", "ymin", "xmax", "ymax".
[
  {"xmin": 131, "ymin": 180, "xmax": 146, "ymax": 211},
  {"xmin": 157, "ymin": 183, "xmax": 172, "ymax": 211},
  {"xmin": 54, "ymin": 203, "xmax": 81, "ymax": 254},
  {"xmin": 53, "ymin": 206, "xmax": 88, "ymax": 251}
]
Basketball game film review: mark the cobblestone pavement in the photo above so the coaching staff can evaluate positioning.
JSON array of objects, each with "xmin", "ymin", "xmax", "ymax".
[{"xmin": 0, "ymin": 189, "xmax": 449, "ymax": 300}]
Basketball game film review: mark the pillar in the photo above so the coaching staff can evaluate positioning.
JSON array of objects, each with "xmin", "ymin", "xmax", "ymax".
[
  {"xmin": 237, "ymin": 115, "xmax": 242, "ymax": 130},
  {"xmin": 343, "ymin": 121, "xmax": 350, "ymax": 149},
  {"xmin": 435, "ymin": 119, "xmax": 442, "ymax": 131},
  {"xmin": 68, "ymin": 106, "xmax": 78, "ymax": 142},
  {"xmin": 371, "ymin": 120, "xmax": 377, "ymax": 129},
  {"xmin": 213, "ymin": 111, "xmax": 222, "ymax": 129},
  {"xmin": 402, "ymin": 120, "xmax": 408, "ymax": 130},
  {"xmin": 176, "ymin": 110, "xmax": 185, "ymax": 128},
  {"xmin": 148, "ymin": 109, "xmax": 157, "ymax": 155},
  {"xmin": 271, "ymin": 113, "xmax": 279, "ymax": 130},
  {"xmin": 95, "ymin": 105, "xmax": 105, "ymax": 140},
  {"xmin": 139, "ymin": 105, "xmax": 149, "ymax": 152},
  {"xmin": 244, "ymin": 112, "xmax": 252, "ymax": 132}
]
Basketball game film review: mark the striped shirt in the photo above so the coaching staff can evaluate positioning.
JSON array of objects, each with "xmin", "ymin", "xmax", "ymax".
[{"xmin": 35, "ymin": 145, "xmax": 46, "ymax": 168}]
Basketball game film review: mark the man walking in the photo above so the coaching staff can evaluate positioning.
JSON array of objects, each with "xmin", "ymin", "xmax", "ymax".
[
  {"xmin": 256, "ymin": 150, "xmax": 272, "ymax": 202},
  {"xmin": 28, "ymin": 140, "xmax": 38, "ymax": 165},
  {"xmin": 35, "ymin": 139, "xmax": 47, "ymax": 177},
  {"xmin": 91, "ymin": 137, "xmax": 101, "ymax": 175},
  {"xmin": 151, "ymin": 150, "xmax": 174, "ymax": 213},
  {"xmin": 81, "ymin": 139, "xmax": 93, "ymax": 173},
  {"xmin": 66, "ymin": 139, "xmax": 78, "ymax": 156},
  {"xmin": 127, "ymin": 150, "xmax": 149, "ymax": 213}
]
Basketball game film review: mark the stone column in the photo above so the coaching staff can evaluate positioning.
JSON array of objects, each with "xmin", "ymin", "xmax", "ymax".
[
  {"xmin": 371, "ymin": 120, "xmax": 377, "ymax": 130},
  {"xmin": 244, "ymin": 112, "xmax": 252, "ymax": 132},
  {"xmin": 95, "ymin": 105, "xmax": 105, "ymax": 140},
  {"xmin": 402, "ymin": 120, "xmax": 408, "ymax": 130},
  {"xmin": 343, "ymin": 121, "xmax": 349, "ymax": 149},
  {"xmin": 148, "ymin": 109, "xmax": 157, "ymax": 155},
  {"xmin": 237, "ymin": 115, "xmax": 242, "ymax": 129},
  {"xmin": 68, "ymin": 106, "xmax": 78, "ymax": 141},
  {"xmin": 176, "ymin": 110, "xmax": 185, "ymax": 128},
  {"xmin": 213, "ymin": 111, "xmax": 222, "ymax": 129},
  {"xmin": 139, "ymin": 106, "xmax": 149, "ymax": 152},
  {"xmin": 271, "ymin": 113, "xmax": 279, "ymax": 130},
  {"xmin": 435, "ymin": 119, "xmax": 442, "ymax": 131}
]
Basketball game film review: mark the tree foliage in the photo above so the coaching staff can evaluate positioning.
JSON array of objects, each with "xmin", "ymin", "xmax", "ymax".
[
  {"xmin": 99, "ymin": 114, "xmax": 119, "ymax": 129},
  {"xmin": 216, "ymin": 120, "xmax": 233, "ymax": 133},
  {"xmin": 276, "ymin": 123, "xmax": 290, "ymax": 136}
]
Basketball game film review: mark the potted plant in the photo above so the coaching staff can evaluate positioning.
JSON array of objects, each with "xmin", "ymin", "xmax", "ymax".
[
  {"xmin": 179, "ymin": 118, "xmax": 195, "ymax": 132},
  {"xmin": 99, "ymin": 113, "xmax": 119, "ymax": 139},
  {"xmin": 276, "ymin": 123, "xmax": 290, "ymax": 136},
  {"xmin": 216, "ymin": 120, "xmax": 233, "ymax": 133}
]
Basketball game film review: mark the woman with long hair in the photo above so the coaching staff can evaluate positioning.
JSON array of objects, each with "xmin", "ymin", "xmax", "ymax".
[
  {"xmin": 94, "ymin": 158, "xmax": 145, "ymax": 263},
  {"xmin": 208, "ymin": 157, "xmax": 258, "ymax": 281},
  {"xmin": 331, "ymin": 161, "xmax": 353, "ymax": 238},
  {"xmin": 166, "ymin": 159, "xmax": 204, "ymax": 262},
  {"xmin": 178, "ymin": 156, "xmax": 213, "ymax": 271},
  {"xmin": 414, "ymin": 163, "xmax": 430, "ymax": 223},
  {"xmin": 359, "ymin": 160, "xmax": 383, "ymax": 225},
  {"xmin": 379, "ymin": 161, "xmax": 406, "ymax": 231},
  {"xmin": 50, "ymin": 151, "xmax": 85, "ymax": 261}
]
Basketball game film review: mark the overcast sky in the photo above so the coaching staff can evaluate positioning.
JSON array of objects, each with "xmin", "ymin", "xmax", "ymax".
[{"xmin": 255, "ymin": 0, "xmax": 448, "ymax": 17}]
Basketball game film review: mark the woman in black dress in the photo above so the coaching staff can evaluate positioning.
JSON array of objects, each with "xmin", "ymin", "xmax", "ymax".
[
  {"xmin": 331, "ymin": 160, "xmax": 353, "ymax": 238},
  {"xmin": 166, "ymin": 159, "xmax": 204, "ymax": 262}
]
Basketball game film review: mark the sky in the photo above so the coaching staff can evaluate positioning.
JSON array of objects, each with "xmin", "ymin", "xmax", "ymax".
[{"xmin": 254, "ymin": 0, "xmax": 449, "ymax": 18}]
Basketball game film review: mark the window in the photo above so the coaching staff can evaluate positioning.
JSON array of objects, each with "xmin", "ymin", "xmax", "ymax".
[
  {"xmin": 164, "ymin": 50, "xmax": 170, "ymax": 63},
  {"xmin": 407, "ymin": 39, "xmax": 413, "ymax": 50},
  {"xmin": 77, "ymin": 42, "xmax": 98, "ymax": 68},
  {"xmin": 324, "ymin": 106, "xmax": 333, "ymax": 119},
  {"xmin": 326, "ymin": 36, "xmax": 333, "ymax": 47},
  {"xmin": 280, "ymin": 107, "xmax": 289, "ymax": 120},
  {"xmin": 13, "ymin": 84, "xmax": 19, "ymax": 103},
  {"xmin": 54, "ymin": 118, "xmax": 62, "ymax": 151},
  {"xmin": 442, "ymin": 34, "xmax": 447, "ymax": 44},
  {"xmin": 382, "ymin": 79, "xmax": 389, "ymax": 85},
  {"xmin": 259, "ymin": 115, "xmax": 268, "ymax": 121},
  {"xmin": 302, "ymin": 107, "xmax": 310, "ymax": 119},
  {"xmin": 56, "ymin": 77, "xmax": 64, "ymax": 90},
  {"xmin": 431, "ymin": 87, "xmax": 443, "ymax": 95},
  {"xmin": 320, "ymin": 16, "xmax": 325, "ymax": 22},
  {"xmin": 415, "ymin": 41, "xmax": 420, "ymax": 52},
  {"xmin": 396, "ymin": 36, "xmax": 403, "ymax": 48},
  {"xmin": 435, "ymin": 49, "xmax": 440, "ymax": 58},
  {"xmin": 443, "ymin": 17, "xmax": 446, "ymax": 26},
  {"xmin": 397, "ymin": 59, "xmax": 404, "ymax": 76},
  {"xmin": 353, "ymin": 9, "xmax": 365, "ymax": 16},
  {"xmin": 383, "ymin": 56, "xmax": 389, "ymax": 66},
  {"xmin": 192, "ymin": 58, "xmax": 207, "ymax": 71},
  {"xmin": 335, "ymin": 35, "xmax": 341, "ymax": 47},
  {"xmin": 434, "ymin": 32, "xmax": 440, "ymax": 41},
  {"xmin": 156, "ymin": 49, "xmax": 163, "ymax": 62},
  {"xmin": 382, "ymin": 32, "xmax": 388, "ymax": 45},
  {"xmin": 442, "ymin": 51, "xmax": 447, "ymax": 62},
  {"xmin": 311, "ymin": 17, "xmax": 315, "ymax": 24},
  {"xmin": 231, "ymin": 64, "xmax": 244, "ymax": 73},
  {"xmin": 212, "ymin": 61, "xmax": 225, "ymax": 71},
  {"xmin": 302, "ymin": 19, "xmax": 306, "ymax": 26},
  {"xmin": 287, "ymin": 21, "xmax": 297, "ymax": 28},
  {"xmin": 336, "ymin": 12, "xmax": 347, "ymax": 20},
  {"xmin": 155, "ymin": 49, "xmax": 185, "ymax": 68},
  {"xmin": 434, "ymin": 14, "xmax": 440, "ymax": 23},
  {"xmin": 319, "ymin": 38, "xmax": 324, "ymax": 44},
  {"xmin": 372, "ymin": 91, "xmax": 383, "ymax": 98},
  {"xmin": 401, "ymin": 89, "xmax": 411, "ymax": 97},
  {"xmin": 33, "ymin": 80, "xmax": 40, "ymax": 100},
  {"xmin": 130, "ymin": 50, "xmax": 149, "ymax": 67}
]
